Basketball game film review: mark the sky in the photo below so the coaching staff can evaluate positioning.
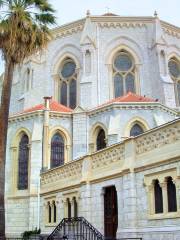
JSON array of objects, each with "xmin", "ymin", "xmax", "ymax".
[{"xmin": 0, "ymin": 0, "xmax": 180, "ymax": 75}]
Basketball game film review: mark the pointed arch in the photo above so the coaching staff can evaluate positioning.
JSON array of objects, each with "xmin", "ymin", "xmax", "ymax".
[
  {"xmin": 48, "ymin": 126, "xmax": 71, "ymax": 168},
  {"xmin": 124, "ymin": 117, "xmax": 149, "ymax": 137},
  {"xmin": 11, "ymin": 128, "xmax": 31, "ymax": 192},
  {"xmin": 89, "ymin": 122, "xmax": 108, "ymax": 152}
]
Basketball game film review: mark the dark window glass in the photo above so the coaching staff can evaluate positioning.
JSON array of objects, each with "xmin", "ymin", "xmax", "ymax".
[
  {"xmin": 51, "ymin": 133, "xmax": 64, "ymax": 168},
  {"xmin": 67, "ymin": 198, "xmax": 71, "ymax": 218},
  {"xmin": 74, "ymin": 198, "xmax": 78, "ymax": 217},
  {"xmin": 61, "ymin": 61, "xmax": 76, "ymax": 78},
  {"xmin": 125, "ymin": 73, "xmax": 135, "ymax": 93},
  {"xmin": 168, "ymin": 60, "xmax": 180, "ymax": 78},
  {"xmin": 18, "ymin": 134, "xmax": 29, "ymax": 190},
  {"xmin": 54, "ymin": 202, "xmax": 56, "ymax": 222},
  {"xmin": 167, "ymin": 177, "xmax": 177, "ymax": 212},
  {"xmin": 130, "ymin": 124, "xmax": 144, "ymax": 137},
  {"xmin": 114, "ymin": 54, "xmax": 132, "ymax": 71},
  {"xmin": 69, "ymin": 79, "xmax": 77, "ymax": 109},
  {"xmin": 48, "ymin": 203, "xmax": 51, "ymax": 223},
  {"xmin": 177, "ymin": 82, "xmax": 180, "ymax": 105},
  {"xmin": 96, "ymin": 129, "xmax": 106, "ymax": 151},
  {"xmin": 114, "ymin": 74, "xmax": 123, "ymax": 98},
  {"xmin": 154, "ymin": 180, "xmax": 163, "ymax": 214},
  {"xmin": 60, "ymin": 82, "xmax": 67, "ymax": 106}
]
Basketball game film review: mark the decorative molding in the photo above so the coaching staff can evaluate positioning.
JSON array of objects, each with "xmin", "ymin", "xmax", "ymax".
[
  {"xmin": 98, "ymin": 22, "xmax": 147, "ymax": 29},
  {"xmin": 163, "ymin": 27, "xmax": 180, "ymax": 39},
  {"xmin": 136, "ymin": 120, "xmax": 180, "ymax": 154},
  {"xmin": 52, "ymin": 20, "xmax": 85, "ymax": 39},
  {"xmin": 41, "ymin": 159, "xmax": 83, "ymax": 186},
  {"xmin": 91, "ymin": 144, "xmax": 125, "ymax": 169}
]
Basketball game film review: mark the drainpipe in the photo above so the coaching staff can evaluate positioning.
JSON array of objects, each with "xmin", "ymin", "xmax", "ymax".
[
  {"xmin": 96, "ymin": 24, "xmax": 100, "ymax": 105},
  {"xmin": 42, "ymin": 96, "xmax": 51, "ymax": 170},
  {"xmin": 37, "ymin": 175, "xmax": 40, "ymax": 230}
]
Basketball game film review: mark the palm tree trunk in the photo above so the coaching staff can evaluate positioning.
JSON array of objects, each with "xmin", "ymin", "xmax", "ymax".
[{"xmin": 0, "ymin": 60, "xmax": 14, "ymax": 238}]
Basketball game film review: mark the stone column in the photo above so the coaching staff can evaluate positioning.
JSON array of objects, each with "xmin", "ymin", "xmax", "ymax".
[
  {"xmin": 106, "ymin": 64, "xmax": 113, "ymax": 99},
  {"xmin": 42, "ymin": 97, "xmax": 51, "ymax": 170},
  {"xmin": 160, "ymin": 181, "xmax": 168, "ymax": 214}
]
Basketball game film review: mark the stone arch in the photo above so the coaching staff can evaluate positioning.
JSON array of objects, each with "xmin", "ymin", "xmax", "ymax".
[
  {"xmin": 104, "ymin": 36, "xmax": 143, "ymax": 98},
  {"xmin": 11, "ymin": 127, "xmax": 32, "ymax": 193},
  {"xmin": 167, "ymin": 52, "xmax": 180, "ymax": 106},
  {"xmin": 51, "ymin": 44, "xmax": 82, "ymax": 75},
  {"xmin": 89, "ymin": 122, "xmax": 108, "ymax": 152},
  {"xmin": 48, "ymin": 126, "xmax": 72, "ymax": 167},
  {"xmin": 105, "ymin": 36, "xmax": 143, "ymax": 65},
  {"xmin": 51, "ymin": 44, "xmax": 82, "ymax": 105},
  {"xmin": 124, "ymin": 116, "xmax": 150, "ymax": 137}
]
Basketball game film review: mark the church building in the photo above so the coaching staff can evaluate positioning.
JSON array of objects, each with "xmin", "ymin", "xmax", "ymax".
[{"xmin": 4, "ymin": 11, "xmax": 180, "ymax": 239}]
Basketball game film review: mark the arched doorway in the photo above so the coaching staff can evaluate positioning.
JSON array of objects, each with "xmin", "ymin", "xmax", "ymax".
[{"xmin": 104, "ymin": 186, "xmax": 118, "ymax": 239}]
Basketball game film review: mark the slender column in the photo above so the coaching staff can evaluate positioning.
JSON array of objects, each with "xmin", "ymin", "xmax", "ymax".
[
  {"xmin": 106, "ymin": 64, "xmax": 113, "ymax": 99},
  {"xmin": 42, "ymin": 97, "xmax": 51, "ymax": 170},
  {"xmin": 160, "ymin": 181, "xmax": 168, "ymax": 214},
  {"xmin": 53, "ymin": 74, "xmax": 59, "ymax": 101}
]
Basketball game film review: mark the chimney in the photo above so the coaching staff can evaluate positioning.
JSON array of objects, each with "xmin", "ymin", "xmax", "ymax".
[{"xmin": 44, "ymin": 96, "xmax": 52, "ymax": 109}]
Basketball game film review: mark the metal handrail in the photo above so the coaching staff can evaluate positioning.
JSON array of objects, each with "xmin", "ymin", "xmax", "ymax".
[{"xmin": 47, "ymin": 217, "xmax": 104, "ymax": 240}]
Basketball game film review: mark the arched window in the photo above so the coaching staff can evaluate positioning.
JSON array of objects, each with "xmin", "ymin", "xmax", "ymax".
[
  {"xmin": 168, "ymin": 57, "xmax": 180, "ymax": 105},
  {"xmin": 51, "ymin": 133, "xmax": 64, "ymax": 168},
  {"xmin": 96, "ymin": 129, "xmax": 106, "ymax": 151},
  {"xmin": 113, "ymin": 50, "xmax": 136, "ymax": 97},
  {"xmin": 130, "ymin": 123, "xmax": 144, "ymax": 137},
  {"xmin": 18, "ymin": 134, "xmax": 29, "ymax": 190},
  {"xmin": 59, "ymin": 58, "xmax": 77, "ymax": 109},
  {"xmin": 167, "ymin": 177, "xmax": 177, "ymax": 212},
  {"xmin": 48, "ymin": 202, "xmax": 51, "ymax": 223},
  {"xmin": 154, "ymin": 180, "xmax": 163, "ymax": 214},
  {"xmin": 73, "ymin": 197, "xmax": 78, "ymax": 218},
  {"xmin": 85, "ymin": 50, "xmax": 91, "ymax": 75},
  {"xmin": 53, "ymin": 201, "xmax": 57, "ymax": 223},
  {"xmin": 69, "ymin": 79, "xmax": 77, "ymax": 109},
  {"xmin": 67, "ymin": 198, "xmax": 71, "ymax": 218},
  {"xmin": 160, "ymin": 50, "xmax": 166, "ymax": 75}
]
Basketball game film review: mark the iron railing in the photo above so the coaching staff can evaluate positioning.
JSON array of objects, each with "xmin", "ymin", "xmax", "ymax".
[{"xmin": 47, "ymin": 217, "xmax": 104, "ymax": 240}]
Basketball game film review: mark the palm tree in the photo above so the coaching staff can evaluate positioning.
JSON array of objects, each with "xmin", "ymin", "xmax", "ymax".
[{"xmin": 0, "ymin": 0, "xmax": 55, "ymax": 237}]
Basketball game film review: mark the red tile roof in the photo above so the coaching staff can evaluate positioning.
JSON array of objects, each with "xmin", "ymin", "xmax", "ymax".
[
  {"xmin": 96, "ymin": 92, "xmax": 157, "ymax": 109},
  {"xmin": 21, "ymin": 100, "xmax": 72, "ymax": 114}
]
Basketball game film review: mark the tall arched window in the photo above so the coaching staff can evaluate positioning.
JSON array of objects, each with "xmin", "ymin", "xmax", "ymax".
[
  {"xmin": 48, "ymin": 202, "xmax": 51, "ymax": 223},
  {"xmin": 113, "ymin": 50, "xmax": 136, "ymax": 98},
  {"xmin": 73, "ymin": 197, "xmax": 78, "ymax": 218},
  {"xmin": 96, "ymin": 129, "xmax": 106, "ymax": 151},
  {"xmin": 167, "ymin": 177, "xmax": 177, "ymax": 212},
  {"xmin": 168, "ymin": 57, "xmax": 180, "ymax": 106},
  {"xmin": 51, "ymin": 133, "xmax": 64, "ymax": 168},
  {"xmin": 85, "ymin": 50, "xmax": 91, "ymax": 75},
  {"xmin": 154, "ymin": 180, "xmax": 163, "ymax": 214},
  {"xmin": 130, "ymin": 123, "xmax": 144, "ymax": 137},
  {"xmin": 67, "ymin": 198, "xmax": 71, "ymax": 218},
  {"xmin": 59, "ymin": 58, "xmax": 77, "ymax": 109},
  {"xmin": 18, "ymin": 134, "xmax": 29, "ymax": 190}
]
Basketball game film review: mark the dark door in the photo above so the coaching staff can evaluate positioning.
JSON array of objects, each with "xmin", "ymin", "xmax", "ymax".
[{"xmin": 104, "ymin": 186, "xmax": 118, "ymax": 239}]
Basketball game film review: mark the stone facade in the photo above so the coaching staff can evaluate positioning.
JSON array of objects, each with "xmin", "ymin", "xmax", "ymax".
[{"xmin": 4, "ymin": 12, "xmax": 180, "ymax": 240}]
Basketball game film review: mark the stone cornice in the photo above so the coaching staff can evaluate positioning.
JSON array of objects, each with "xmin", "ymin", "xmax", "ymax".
[
  {"xmin": 8, "ymin": 110, "xmax": 72, "ymax": 123},
  {"xmin": 51, "ymin": 18, "xmax": 85, "ymax": 39},
  {"xmin": 88, "ymin": 102, "xmax": 178, "ymax": 117},
  {"xmin": 161, "ymin": 20, "xmax": 180, "ymax": 39},
  {"xmin": 8, "ymin": 102, "xmax": 178, "ymax": 123},
  {"xmin": 49, "ymin": 16, "xmax": 180, "ymax": 40}
]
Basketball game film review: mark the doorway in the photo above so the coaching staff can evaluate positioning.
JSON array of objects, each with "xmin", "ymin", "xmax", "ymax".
[{"xmin": 104, "ymin": 186, "xmax": 118, "ymax": 239}]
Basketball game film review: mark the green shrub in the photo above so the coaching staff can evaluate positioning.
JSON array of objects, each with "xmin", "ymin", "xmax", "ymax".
[{"xmin": 22, "ymin": 228, "xmax": 41, "ymax": 240}]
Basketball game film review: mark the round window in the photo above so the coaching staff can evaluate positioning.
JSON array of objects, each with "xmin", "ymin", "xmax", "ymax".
[
  {"xmin": 114, "ymin": 54, "xmax": 133, "ymax": 72},
  {"xmin": 61, "ymin": 61, "xmax": 76, "ymax": 78},
  {"xmin": 168, "ymin": 59, "xmax": 180, "ymax": 79}
]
